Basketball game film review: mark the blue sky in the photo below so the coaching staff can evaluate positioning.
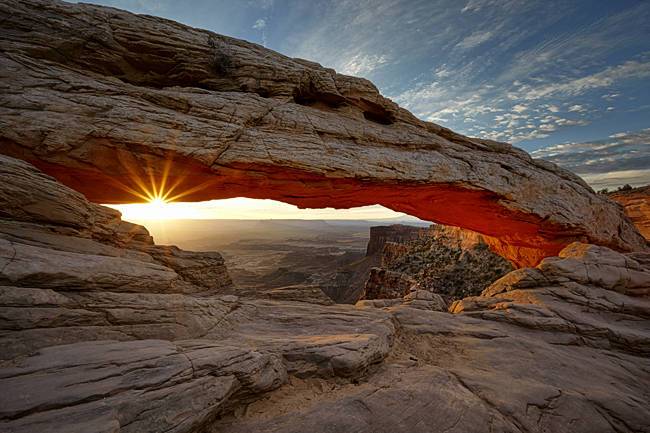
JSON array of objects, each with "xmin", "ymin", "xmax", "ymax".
[{"xmin": 77, "ymin": 0, "xmax": 650, "ymax": 193}]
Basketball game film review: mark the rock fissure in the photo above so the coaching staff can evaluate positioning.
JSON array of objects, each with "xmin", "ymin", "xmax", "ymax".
[{"xmin": 447, "ymin": 371, "xmax": 528, "ymax": 433}]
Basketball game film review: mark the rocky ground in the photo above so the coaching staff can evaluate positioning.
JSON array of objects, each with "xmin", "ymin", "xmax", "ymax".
[{"xmin": 2, "ymin": 156, "xmax": 650, "ymax": 433}]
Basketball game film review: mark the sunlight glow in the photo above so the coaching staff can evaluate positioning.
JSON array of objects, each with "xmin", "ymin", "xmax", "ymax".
[
  {"xmin": 103, "ymin": 153, "xmax": 420, "ymax": 222},
  {"xmin": 107, "ymin": 198, "xmax": 413, "ymax": 221}
]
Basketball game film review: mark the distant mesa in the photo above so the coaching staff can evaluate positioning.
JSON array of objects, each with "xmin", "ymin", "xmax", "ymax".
[
  {"xmin": 360, "ymin": 225, "xmax": 514, "ymax": 303},
  {"xmin": 0, "ymin": 0, "xmax": 647, "ymax": 267}
]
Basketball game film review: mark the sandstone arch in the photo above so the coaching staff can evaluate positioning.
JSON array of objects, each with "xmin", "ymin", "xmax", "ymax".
[{"xmin": 0, "ymin": 0, "xmax": 646, "ymax": 267}]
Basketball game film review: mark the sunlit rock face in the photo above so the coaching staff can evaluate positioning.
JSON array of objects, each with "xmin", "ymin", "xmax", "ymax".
[
  {"xmin": 609, "ymin": 186, "xmax": 650, "ymax": 240},
  {"xmin": 365, "ymin": 225, "xmax": 424, "ymax": 256},
  {"xmin": 0, "ymin": 0, "xmax": 646, "ymax": 268}
]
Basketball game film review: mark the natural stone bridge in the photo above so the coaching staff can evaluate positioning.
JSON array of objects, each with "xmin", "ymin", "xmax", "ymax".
[
  {"xmin": 0, "ymin": 0, "xmax": 646, "ymax": 267},
  {"xmin": 1, "ymin": 3, "xmax": 650, "ymax": 433}
]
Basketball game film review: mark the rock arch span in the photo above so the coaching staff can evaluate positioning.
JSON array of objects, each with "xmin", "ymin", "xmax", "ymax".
[{"xmin": 0, "ymin": 0, "xmax": 646, "ymax": 267}]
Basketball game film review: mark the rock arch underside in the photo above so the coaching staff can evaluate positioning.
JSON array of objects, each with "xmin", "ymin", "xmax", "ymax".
[
  {"xmin": 0, "ymin": 0, "xmax": 646, "ymax": 268},
  {"xmin": 1, "ymin": 2, "xmax": 650, "ymax": 433}
]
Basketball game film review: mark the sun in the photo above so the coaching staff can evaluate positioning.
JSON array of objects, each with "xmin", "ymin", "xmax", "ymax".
[
  {"xmin": 110, "ymin": 195, "xmax": 195, "ymax": 221},
  {"xmin": 147, "ymin": 197, "xmax": 169, "ymax": 214},
  {"xmin": 102, "ymin": 153, "xmax": 221, "ymax": 221}
]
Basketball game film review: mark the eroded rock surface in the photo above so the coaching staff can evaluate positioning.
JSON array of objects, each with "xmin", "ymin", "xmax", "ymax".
[
  {"xmin": 0, "ymin": 0, "xmax": 647, "ymax": 266},
  {"xmin": 214, "ymin": 242, "xmax": 650, "ymax": 433},
  {"xmin": 1, "ymin": 155, "xmax": 649, "ymax": 433},
  {"xmin": 0, "ymin": 155, "xmax": 395, "ymax": 432},
  {"xmin": 610, "ymin": 185, "xmax": 650, "ymax": 240}
]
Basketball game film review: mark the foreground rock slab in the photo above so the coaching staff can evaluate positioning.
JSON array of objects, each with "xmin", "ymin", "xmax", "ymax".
[{"xmin": 0, "ymin": 0, "xmax": 647, "ymax": 266}]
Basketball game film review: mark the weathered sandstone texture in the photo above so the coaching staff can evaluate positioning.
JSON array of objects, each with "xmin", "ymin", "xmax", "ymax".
[
  {"xmin": 0, "ymin": 0, "xmax": 647, "ymax": 266},
  {"xmin": 610, "ymin": 185, "xmax": 650, "ymax": 240},
  {"xmin": 1, "ymin": 156, "xmax": 650, "ymax": 432}
]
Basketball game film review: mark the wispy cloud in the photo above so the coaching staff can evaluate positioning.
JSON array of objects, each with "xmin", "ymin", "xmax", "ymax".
[
  {"xmin": 456, "ymin": 30, "xmax": 494, "ymax": 49},
  {"xmin": 340, "ymin": 54, "xmax": 389, "ymax": 77},
  {"xmin": 270, "ymin": 0, "xmax": 650, "ymax": 148},
  {"xmin": 252, "ymin": 17, "xmax": 268, "ymax": 46},
  {"xmin": 532, "ymin": 128, "xmax": 650, "ymax": 188},
  {"xmin": 515, "ymin": 59, "xmax": 650, "ymax": 101},
  {"xmin": 252, "ymin": 18, "xmax": 266, "ymax": 30}
]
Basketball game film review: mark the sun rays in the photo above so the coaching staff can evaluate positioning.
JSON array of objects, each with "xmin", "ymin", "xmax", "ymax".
[
  {"xmin": 106, "ymin": 150, "xmax": 224, "ymax": 202},
  {"xmin": 101, "ymin": 152, "xmax": 224, "ymax": 220},
  {"xmin": 103, "ymin": 151, "xmax": 410, "ymax": 222}
]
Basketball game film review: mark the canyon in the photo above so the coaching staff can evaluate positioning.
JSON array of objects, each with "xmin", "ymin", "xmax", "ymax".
[{"xmin": 0, "ymin": 1, "xmax": 649, "ymax": 432}]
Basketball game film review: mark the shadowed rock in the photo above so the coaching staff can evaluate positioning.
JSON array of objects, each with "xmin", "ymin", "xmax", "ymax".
[{"xmin": 0, "ymin": 0, "xmax": 646, "ymax": 266}]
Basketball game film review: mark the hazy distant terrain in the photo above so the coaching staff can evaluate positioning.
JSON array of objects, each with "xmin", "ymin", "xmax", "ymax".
[{"xmin": 131, "ymin": 218, "xmax": 429, "ymax": 299}]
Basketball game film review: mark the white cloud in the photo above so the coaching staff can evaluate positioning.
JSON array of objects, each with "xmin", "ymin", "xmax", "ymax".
[
  {"xmin": 512, "ymin": 104, "xmax": 527, "ymax": 113},
  {"xmin": 340, "ymin": 54, "xmax": 389, "ymax": 77},
  {"xmin": 252, "ymin": 18, "xmax": 266, "ymax": 29},
  {"xmin": 456, "ymin": 30, "xmax": 494, "ymax": 49},
  {"xmin": 568, "ymin": 104, "xmax": 587, "ymax": 112},
  {"xmin": 434, "ymin": 66, "xmax": 453, "ymax": 78},
  {"xmin": 602, "ymin": 93, "xmax": 621, "ymax": 100},
  {"xmin": 539, "ymin": 123, "xmax": 557, "ymax": 132},
  {"xmin": 520, "ymin": 59, "xmax": 650, "ymax": 100},
  {"xmin": 460, "ymin": 0, "xmax": 514, "ymax": 13}
]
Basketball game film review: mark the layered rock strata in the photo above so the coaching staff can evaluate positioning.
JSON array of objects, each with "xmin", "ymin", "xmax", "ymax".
[
  {"xmin": 365, "ymin": 225, "xmax": 424, "ymax": 256},
  {"xmin": 1, "ymin": 155, "xmax": 649, "ymax": 433},
  {"xmin": 0, "ymin": 0, "xmax": 647, "ymax": 266},
  {"xmin": 610, "ymin": 185, "xmax": 650, "ymax": 240}
]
